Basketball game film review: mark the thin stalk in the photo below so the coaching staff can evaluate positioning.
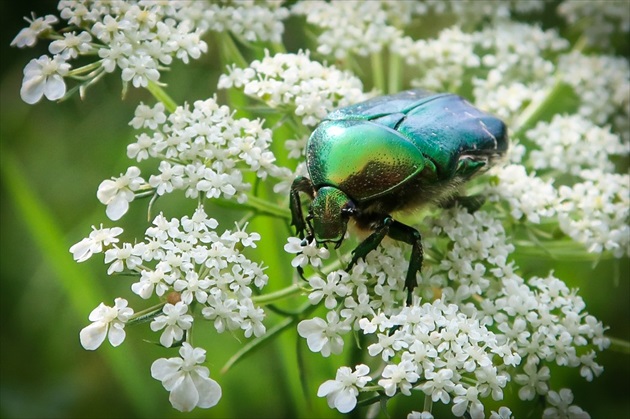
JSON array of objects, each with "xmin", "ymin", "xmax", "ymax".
[
  {"xmin": 252, "ymin": 283, "xmax": 304, "ymax": 305},
  {"xmin": 512, "ymin": 35, "xmax": 587, "ymax": 138},
  {"xmin": 387, "ymin": 50, "xmax": 402, "ymax": 94},
  {"xmin": 219, "ymin": 32, "xmax": 249, "ymax": 69},
  {"xmin": 371, "ymin": 51, "xmax": 386, "ymax": 93},
  {"xmin": 147, "ymin": 81, "xmax": 178, "ymax": 113},
  {"xmin": 608, "ymin": 336, "xmax": 630, "ymax": 354}
]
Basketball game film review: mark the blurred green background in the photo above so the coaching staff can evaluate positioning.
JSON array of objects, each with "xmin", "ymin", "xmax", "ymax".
[{"xmin": 1, "ymin": 1, "xmax": 629, "ymax": 418}]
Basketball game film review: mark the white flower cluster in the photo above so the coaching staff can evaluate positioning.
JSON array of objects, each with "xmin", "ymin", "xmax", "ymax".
[
  {"xmin": 422, "ymin": 0, "xmax": 546, "ymax": 25},
  {"xmin": 557, "ymin": 170, "xmax": 630, "ymax": 258},
  {"xmin": 391, "ymin": 22, "xmax": 569, "ymax": 124},
  {"xmin": 422, "ymin": 208, "xmax": 516, "ymax": 299},
  {"xmin": 97, "ymin": 98, "xmax": 282, "ymax": 220},
  {"xmin": 204, "ymin": 0, "xmax": 289, "ymax": 44},
  {"xmin": 291, "ymin": 0, "xmax": 406, "ymax": 60},
  {"xmin": 12, "ymin": 1, "xmax": 210, "ymax": 103},
  {"xmin": 294, "ymin": 241, "xmax": 411, "ymax": 357},
  {"xmin": 73, "ymin": 207, "xmax": 268, "ymax": 410},
  {"xmin": 527, "ymin": 114, "xmax": 628, "ymax": 175},
  {"xmin": 486, "ymin": 273, "xmax": 609, "ymax": 388},
  {"xmin": 558, "ymin": 0, "xmax": 630, "ymax": 49},
  {"xmin": 391, "ymin": 27, "xmax": 480, "ymax": 93},
  {"xmin": 359, "ymin": 300, "xmax": 516, "ymax": 419},
  {"xmin": 293, "ymin": 1, "xmax": 548, "ymax": 61},
  {"xmin": 295, "ymin": 203, "xmax": 609, "ymax": 416},
  {"xmin": 75, "ymin": 207, "xmax": 268, "ymax": 340},
  {"xmin": 470, "ymin": 23, "xmax": 569, "ymax": 123},
  {"xmin": 218, "ymin": 50, "xmax": 368, "ymax": 127},
  {"xmin": 488, "ymin": 164, "xmax": 558, "ymax": 224},
  {"xmin": 558, "ymin": 51, "xmax": 630, "ymax": 143}
]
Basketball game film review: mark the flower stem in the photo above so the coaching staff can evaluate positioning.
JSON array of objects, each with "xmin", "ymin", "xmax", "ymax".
[
  {"xmin": 387, "ymin": 50, "xmax": 401, "ymax": 94},
  {"xmin": 252, "ymin": 283, "xmax": 304, "ymax": 305},
  {"xmin": 371, "ymin": 51, "xmax": 385, "ymax": 93},
  {"xmin": 512, "ymin": 79, "xmax": 566, "ymax": 138},
  {"xmin": 215, "ymin": 194, "xmax": 290, "ymax": 219},
  {"xmin": 219, "ymin": 32, "xmax": 249, "ymax": 69},
  {"xmin": 147, "ymin": 81, "xmax": 178, "ymax": 113},
  {"xmin": 608, "ymin": 336, "xmax": 630, "ymax": 354}
]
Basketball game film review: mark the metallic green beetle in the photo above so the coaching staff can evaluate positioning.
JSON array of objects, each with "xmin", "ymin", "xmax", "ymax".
[{"xmin": 290, "ymin": 89, "xmax": 508, "ymax": 304}]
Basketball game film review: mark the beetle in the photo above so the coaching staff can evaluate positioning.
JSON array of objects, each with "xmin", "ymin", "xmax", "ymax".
[{"xmin": 290, "ymin": 89, "xmax": 508, "ymax": 305}]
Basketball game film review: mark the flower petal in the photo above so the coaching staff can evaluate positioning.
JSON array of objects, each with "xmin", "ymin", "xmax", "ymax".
[{"xmin": 79, "ymin": 321, "xmax": 108, "ymax": 350}]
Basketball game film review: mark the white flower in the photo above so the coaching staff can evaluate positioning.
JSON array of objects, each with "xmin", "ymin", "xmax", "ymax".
[
  {"xmin": 284, "ymin": 237, "xmax": 330, "ymax": 269},
  {"xmin": 97, "ymin": 166, "xmax": 145, "ymax": 220},
  {"xmin": 317, "ymin": 364, "xmax": 371, "ymax": 413},
  {"xmin": 378, "ymin": 360, "xmax": 420, "ymax": 397},
  {"xmin": 150, "ymin": 302, "xmax": 194, "ymax": 347},
  {"xmin": 132, "ymin": 266, "xmax": 173, "ymax": 299},
  {"xmin": 452, "ymin": 385, "xmax": 484, "ymax": 418},
  {"xmin": 129, "ymin": 102, "xmax": 167, "ymax": 130},
  {"xmin": 174, "ymin": 271, "xmax": 212, "ymax": 304},
  {"xmin": 308, "ymin": 271, "xmax": 350, "ymax": 309},
  {"xmin": 542, "ymin": 388, "xmax": 590, "ymax": 419},
  {"xmin": 489, "ymin": 406, "xmax": 513, "ymax": 419},
  {"xmin": 79, "ymin": 298, "xmax": 133, "ymax": 350},
  {"xmin": 149, "ymin": 161, "xmax": 185, "ymax": 195},
  {"xmin": 419, "ymin": 368, "xmax": 456, "ymax": 404},
  {"xmin": 514, "ymin": 361, "xmax": 550, "ymax": 400},
  {"xmin": 48, "ymin": 30, "xmax": 92, "ymax": 59},
  {"xmin": 297, "ymin": 311, "xmax": 350, "ymax": 357},
  {"xmin": 11, "ymin": 13, "xmax": 58, "ymax": 48},
  {"xmin": 408, "ymin": 412, "xmax": 434, "ymax": 419},
  {"xmin": 69, "ymin": 225, "xmax": 124, "ymax": 262},
  {"xmin": 20, "ymin": 55, "xmax": 70, "ymax": 104},
  {"xmin": 121, "ymin": 54, "xmax": 160, "ymax": 88},
  {"xmin": 151, "ymin": 343, "xmax": 222, "ymax": 412}
]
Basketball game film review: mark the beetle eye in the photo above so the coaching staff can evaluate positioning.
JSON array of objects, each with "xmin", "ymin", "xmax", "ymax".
[{"xmin": 341, "ymin": 201, "xmax": 356, "ymax": 217}]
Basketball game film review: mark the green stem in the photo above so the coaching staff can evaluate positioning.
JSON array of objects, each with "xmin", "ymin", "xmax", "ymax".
[
  {"xmin": 608, "ymin": 336, "xmax": 630, "ymax": 354},
  {"xmin": 147, "ymin": 81, "xmax": 178, "ymax": 113},
  {"xmin": 512, "ymin": 79, "xmax": 565, "ymax": 138},
  {"xmin": 128, "ymin": 302, "xmax": 167, "ymax": 324},
  {"xmin": 371, "ymin": 51, "xmax": 385, "ymax": 93},
  {"xmin": 252, "ymin": 283, "xmax": 304, "ymax": 305},
  {"xmin": 387, "ymin": 50, "xmax": 401, "ymax": 94},
  {"xmin": 513, "ymin": 239, "xmax": 614, "ymax": 261},
  {"xmin": 423, "ymin": 393, "xmax": 433, "ymax": 412},
  {"xmin": 215, "ymin": 194, "xmax": 290, "ymax": 219},
  {"xmin": 67, "ymin": 60, "xmax": 104, "ymax": 77},
  {"xmin": 512, "ymin": 34, "xmax": 587, "ymax": 138},
  {"xmin": 219, "ymin": 32, "xmax": 249, "ymax": 69}
]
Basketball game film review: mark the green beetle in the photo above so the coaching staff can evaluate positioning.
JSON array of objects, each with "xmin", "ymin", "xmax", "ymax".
[{"xmin": 290, "ymin": 89, "xmax": 508, "ymax": 304}]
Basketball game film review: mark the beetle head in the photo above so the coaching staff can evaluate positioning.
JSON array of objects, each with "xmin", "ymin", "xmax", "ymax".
[{"xmin": 310, "ymin": 186, "xmax": 355, "ymax": 248}]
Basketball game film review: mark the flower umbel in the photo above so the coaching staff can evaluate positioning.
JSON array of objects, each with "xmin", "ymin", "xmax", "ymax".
[{"xmin": 12, "ymin": 0, "xmax": 626, "ymax": 416}]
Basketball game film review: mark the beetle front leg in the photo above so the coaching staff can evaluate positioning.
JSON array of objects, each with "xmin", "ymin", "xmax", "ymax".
[
  {"xmin": 387, "ymin": 220, "xmax": 423, "ymax": 306},
  {"xmin": 290, "ymin": 176, "xmax": 315, "ymax": 239},
  {"xmin": 348, "ymin": 217, "xmax": 393, "ymax": 269}
]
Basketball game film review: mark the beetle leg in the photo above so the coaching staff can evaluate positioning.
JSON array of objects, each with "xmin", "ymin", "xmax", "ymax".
[
  {"xmin": 348, "ymin": 217, "xmax": 393, "ymax": 269},
  {"xmin": 290, "ymin": 176, "xmax": 315, "ymax": 239},
  {"xmin": 387, "ymin": 220, "xmax": 423, "ymax": 306}
]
